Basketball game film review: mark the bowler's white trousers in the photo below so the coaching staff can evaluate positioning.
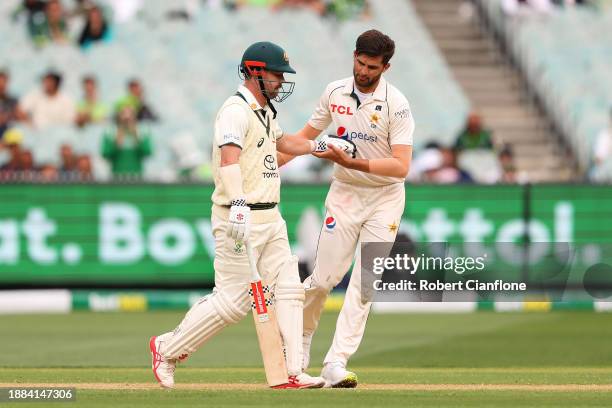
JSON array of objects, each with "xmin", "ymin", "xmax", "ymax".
[{"xmin": 303, "ymin": 180, "xmax": 405, "ymax": 366}]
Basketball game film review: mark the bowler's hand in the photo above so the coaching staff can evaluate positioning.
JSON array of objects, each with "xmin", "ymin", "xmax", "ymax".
[{"xmin": 313, "ymin": 144, "xmax": 352, "ymax": 167}]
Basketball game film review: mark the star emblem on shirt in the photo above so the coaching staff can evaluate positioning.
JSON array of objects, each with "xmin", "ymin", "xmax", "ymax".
[
  {"xmin": 388, "ymin": 221, "xmax": 398, "ymax": 233},
  {"xmin": 370, "ymin": 113, "xmax": 380, "ymax": 124}
]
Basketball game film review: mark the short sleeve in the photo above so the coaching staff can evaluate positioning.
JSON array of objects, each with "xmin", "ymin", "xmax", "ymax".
[
  {"xmin": 62, "ymin": 95, "xmax": 77, "ymax": 125},
  {"xmin": 215, "ymin": 103, "xmax": 249, "ymax": 148},
  {"xmin": 389, "ymin": 102, "xmax": 415, "ymax": 146},
  {"xmin": 307, "ymin": 85, "xmax": 333, "ymax": 131},
  {"xmin": 272, "ymin": 120, "xmax": 283, "ymax": 141},
  {"xmin": 19, "ymin": 91, "xmax": 37, "ymax": 114}
]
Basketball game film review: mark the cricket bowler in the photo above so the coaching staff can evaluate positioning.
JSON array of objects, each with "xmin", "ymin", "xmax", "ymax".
[
  {"xmin": 279, "ymin": 29, "xmax": 415, "ymax": 387},
  {"xmin": 149, "ymin": 41, "xmax": 330, "ymax": 389}
]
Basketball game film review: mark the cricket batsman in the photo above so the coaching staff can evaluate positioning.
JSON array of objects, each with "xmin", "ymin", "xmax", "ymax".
[
  {"xmin": 279, "ymin": 29, "xmax": 415, "ymax": 387},
  {"xmin": 149, "ymin": 41, "xmax": 331, "ymax": 389}
]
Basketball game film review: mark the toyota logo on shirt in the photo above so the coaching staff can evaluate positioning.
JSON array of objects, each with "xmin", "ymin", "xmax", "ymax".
[{"xmin": 263, "ymin": 155, "xmax": 277, "ymax": 171}]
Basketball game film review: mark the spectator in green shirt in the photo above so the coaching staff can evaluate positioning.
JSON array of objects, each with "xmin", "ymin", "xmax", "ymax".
[
  {"xmin": 29, "ymin": 0, "xmax": 70, "ymax": 47},
  {"xmin": 101, "ymin": 103, "xmax": 152, "ymax": 177},
  {"xmin": 76, "ymin": 75, "xmax": 109, "ymax": 127},
  {"xmin": 454, "ymin": 112, "xmax": 494, "ymax": 151}
]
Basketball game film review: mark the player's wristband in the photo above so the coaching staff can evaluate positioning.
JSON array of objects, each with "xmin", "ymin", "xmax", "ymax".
[
  {"xmin": 219, "ymin": 164, "xmax": 245, "ymax": 201},
  {"xmin": 309, "ymin": 140, "xmax": 316, "ymax": 153}
]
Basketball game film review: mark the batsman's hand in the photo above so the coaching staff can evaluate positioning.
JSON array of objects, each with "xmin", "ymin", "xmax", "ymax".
[{"xmin": 227, "ymin": 199, "xmax": 251, "ymax": 242}]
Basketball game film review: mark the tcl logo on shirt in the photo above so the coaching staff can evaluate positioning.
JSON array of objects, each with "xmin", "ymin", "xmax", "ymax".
[{"xmin": 330, "ymin": 104, "xmax": 354, "ymax": 115}]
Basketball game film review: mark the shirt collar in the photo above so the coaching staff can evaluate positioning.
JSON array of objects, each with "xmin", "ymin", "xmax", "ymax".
[
  {"xmin": 237, "ymin": 85, "xmax": 264, "ymax": 111},
  {"xmin": 342, "ymin": 76, "xmax": 387, "ymax": 102}
]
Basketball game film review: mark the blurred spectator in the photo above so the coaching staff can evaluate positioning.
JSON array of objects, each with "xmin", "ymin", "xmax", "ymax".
[
  {"xmin": 551, "ymin": 0, "xmax": 590, "ymax": 6},
  {"xmin": 502, "ymin": 0, "xmax": 553, "ymax": 16},
  {"xmin": 326, "ymin": 0, "xmax": 371, "ymax": 21},
  {"xmin": 115, "ymin": 79, "xmax": 158, "ymax": 122},
  {"xmin": 39, "ymin": 163, "xmax": 59, "ymax": 182},
  {"xmin": 58, "ymin": 143, "xmax": 78, "ymax": 180},
  {"xmin": 29, "ymin": 0, "xmax": 70, "ymax": 46},
  {"xmin": 76, "ymin": 154, "xmax": 93, "ymax": 181},
  {"xmin": 274, "ymin": 0, "xmax": 327, "ymax": 15},
  {"xmin": 68, "ymin": 0, "xmax": 95, "ymax": 19},
  {"xmin": 102, "ymin": 104, "xmax": 152, "ymax": 177},
  {"xmin": 590, "ymin": 108, "xmax": 612, "ymax": 181},
  {"xmin": 0, "ymin": 70, "xmax": 19, "ymax": 139},
  {"xmin": 425, "ymin": 147, "xmax": 473, "ymax": 184},
  {"xmin": 78, "ymin": 4, "xmax": 113, "ymax": 50},
  {"xmin": 273, "ymin": 0, "xmax": 370, "ymax": 20},
  {"xmin": 0, "ymin": 129, "xmax": 24, "ymax": 179},
  {"xmin": 76, "ymin": 75, "xmax": 108, "ymax": 127},
  {"xmin": 12, "ymin": 0, "xmax": 46, "ymax": 39},
  {"xmin": 18, "ymin": 149, "xmax": 38, "ymax": 181},
  {"xmin": 498, "ymin": 145, "xmax": 518, "ymax": 183},
  {"xmin": 19, "ymin": 71, "xmax": 77, "ymax": 129},
  {"xmin": 407, "ymin": 142, "xmax": 440, "ymax": 181},
  {"xmin": 454, "ymin": 112, "xmax": 494, "ymax": 151}
]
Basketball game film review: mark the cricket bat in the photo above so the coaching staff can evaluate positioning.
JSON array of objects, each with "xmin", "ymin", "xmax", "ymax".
[{"xmin": 245, "ymin": 241, "xmax": 288, "ymax": 387}]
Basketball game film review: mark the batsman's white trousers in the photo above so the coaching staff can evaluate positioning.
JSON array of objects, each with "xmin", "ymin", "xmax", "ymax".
[
  {"xmin": 303, "ymin": 180, "xmax": 404, "ymax": 366},
  {"xmin": 162, "ymin": 206, "xmax": 302, "ymax": 373}
]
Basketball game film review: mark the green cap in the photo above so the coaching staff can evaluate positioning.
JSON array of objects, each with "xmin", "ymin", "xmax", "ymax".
[{"xmin": 241, "ymin": 41, "xmax": 296, "ymax": 74}]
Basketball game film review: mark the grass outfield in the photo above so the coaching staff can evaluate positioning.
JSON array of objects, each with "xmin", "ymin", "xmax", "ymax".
[{"xmin": 1, "ymin": 311, "xmax": 612, "ymax": 406}]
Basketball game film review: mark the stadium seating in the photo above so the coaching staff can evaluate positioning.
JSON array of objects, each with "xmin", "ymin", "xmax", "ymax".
[
  {"xmin": 0, "ymin": 0, "xmax": 469, "ymax": 180},
  {"xmin": 478, "ymin": 0, "xmax": 612, "ymax": 172}
]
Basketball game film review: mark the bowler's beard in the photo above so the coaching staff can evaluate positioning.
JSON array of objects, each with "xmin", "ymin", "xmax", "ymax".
[{"xmin": 353, "ymin": 69, "xmax": 382, "ymax": 89}]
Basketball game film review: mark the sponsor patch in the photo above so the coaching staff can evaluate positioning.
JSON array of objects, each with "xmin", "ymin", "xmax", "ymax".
[
  {"xmin": 394, "ymin": 108, "xmax": 410, "ymax": 119},
  {"xmin": 336, "ymin": 126, "xmax": 377, "ymax": 143},
  {"xmin": 325, "ymin": 216, "xmax": 336, "ymax": 230},
  {"xmin": 222, "ymin": 133, "xmax": 241, "ymax": 145},
  {"xmin": 330, "ymin": 104, "xmax": 354, "ymax": 115},
  {"xmin": 388, "ymin": 221, "xmax": 398, "ymax": 233},
  {"xmin": 263, "ymin": 155, "xmax": 277, "ymax": 171}
]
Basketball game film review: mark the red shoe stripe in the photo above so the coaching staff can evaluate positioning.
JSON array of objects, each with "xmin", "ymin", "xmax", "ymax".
[{"xmin": 149, "ymin": 336, "xmax": 162, "ymax": 383}]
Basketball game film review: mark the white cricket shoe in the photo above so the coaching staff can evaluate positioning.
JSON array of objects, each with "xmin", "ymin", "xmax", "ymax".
[
  {"xmin": 149, "ymin": 336, "xmax": 176, "ymax": 389},
  {"xmin": 321, "ymin": 362, "xmax": 358, "ymax": 388},
  {"xmin": 272, "ymin": 373, "xmax": 326, "ymax": 389},
  {"xmin": 296, "ymin": 372, "xmax": 326, "ymax": 388}
]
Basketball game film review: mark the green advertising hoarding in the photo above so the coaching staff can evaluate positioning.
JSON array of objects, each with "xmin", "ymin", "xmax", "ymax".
[{"xmin": 0, "ymin": 184, "xmax": 611, "ymax": 287}]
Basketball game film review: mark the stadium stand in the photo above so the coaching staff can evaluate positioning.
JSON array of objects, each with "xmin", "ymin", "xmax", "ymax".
[
  {"xmin": 413, "ymin": 0, "xmax": 577, "ymax": 182},
  {"xmin": 477, "ymin": 0, "xmax": 612, "ymax": 178},
  {"xmin": 0, "ymin": 0, "xmax": 469, "ymax": 182}
]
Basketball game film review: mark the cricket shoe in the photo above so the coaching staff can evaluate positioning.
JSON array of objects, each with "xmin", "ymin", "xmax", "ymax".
[
  {"xmin": 321, "ymin": 362, "xmax": 358, "ymax": 388},
  {"xmin": 271, "ymin": 373, "xmax": 326, "ymax": 389},
  {"xmin": 149, "ymin": 336, "xmax": 176, "ymax": 389}
]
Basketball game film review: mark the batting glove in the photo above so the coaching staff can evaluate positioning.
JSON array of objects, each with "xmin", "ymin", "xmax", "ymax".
[
  {"xmin": 227, "ymin": 198, "xmax": 251, "ymax": 242},
  {"xmin": 312, "ymin": 139, "xmax": 328, "ymax": 153},
  {"xmin": 320, "ymin": 135, "xmax": 357, "ymax": 158}
]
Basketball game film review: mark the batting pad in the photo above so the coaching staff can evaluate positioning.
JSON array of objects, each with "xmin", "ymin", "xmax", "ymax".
[
  {"xmin": 163, "ymin": 290, "xmax": 249, "ymax": 359},
  {"xmin": 275, "ymin": 255, "xmax": 305, "ymax": 376}
]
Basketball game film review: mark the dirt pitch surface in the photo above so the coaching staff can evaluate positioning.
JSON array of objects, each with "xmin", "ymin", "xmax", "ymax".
[{"xmin": 3, "ymin": 383, "xmax": 612, "ymax": 392}]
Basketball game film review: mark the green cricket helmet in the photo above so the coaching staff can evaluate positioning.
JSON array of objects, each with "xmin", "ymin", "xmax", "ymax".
[{"xmin": 239, "ymin": 41, "xmax": 296, "ymax": 103}]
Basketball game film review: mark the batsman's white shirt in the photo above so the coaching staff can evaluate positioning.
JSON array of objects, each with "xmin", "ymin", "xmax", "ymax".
[
  {"xmin": 211, "ymin": 85, "xmax": 283, "ymax": 207},
  {"xmin": 308, "ymin": 76, "xmax": 414, "ymax": 186},
  {"xmin": 303, "ymin": 76, "xmax": 414, "ymax": 367}
]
